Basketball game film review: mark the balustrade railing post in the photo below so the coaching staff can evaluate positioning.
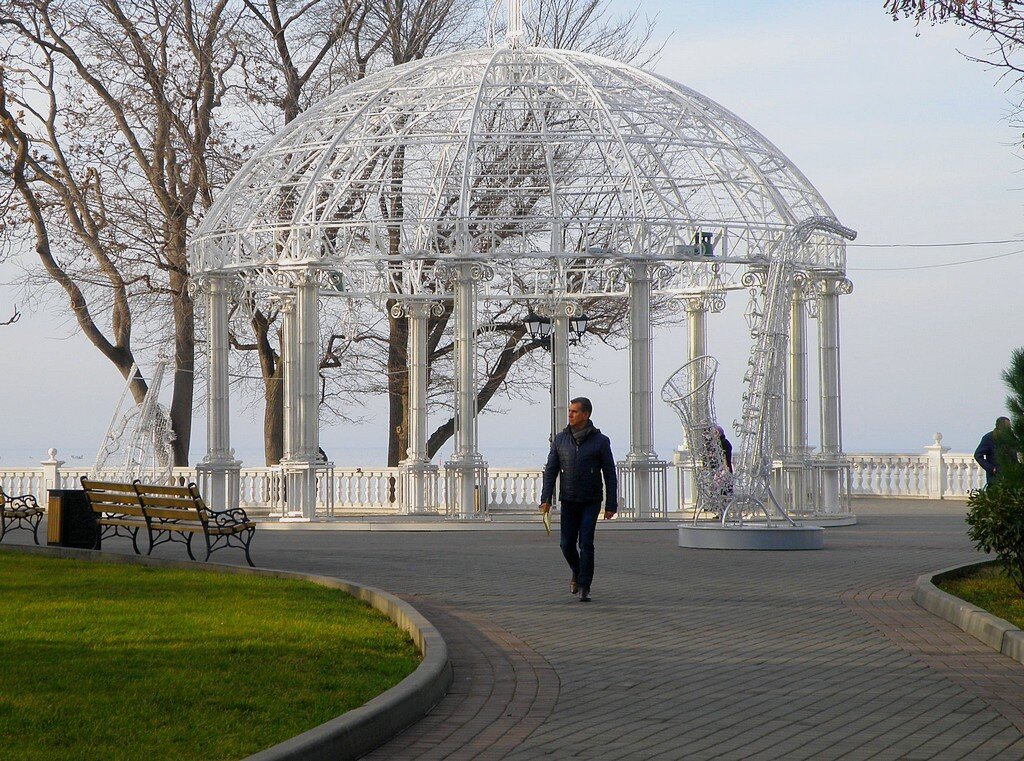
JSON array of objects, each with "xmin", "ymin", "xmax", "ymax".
[
  {"xmin": 925, "ymin": 433, "xmax": 950, "ymax": 500},
  {"xmin": 41, "ymin": 448, "xmax": 64, "ymax": 497}
]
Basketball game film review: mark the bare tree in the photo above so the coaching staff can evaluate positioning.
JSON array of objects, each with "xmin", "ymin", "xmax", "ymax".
[
  {"xmin": 0, "ymin": 0, "xmax": 244, "ymax": 464},
  {"xmin": 886, "ymin": 3, "xmax": 1024, "ymax": 95}
]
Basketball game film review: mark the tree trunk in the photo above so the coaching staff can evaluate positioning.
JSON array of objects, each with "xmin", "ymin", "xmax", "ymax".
[
  {"xmin": 253, "ymin": 310, "xmax": 284, "ymax": 465},
  {"xmin": 386, "ymin": 304, "xmax": 410, "ymax": 466},
  {"xmin": 168, "ymin": 267, "xmax": 195, "ymax": 466}
]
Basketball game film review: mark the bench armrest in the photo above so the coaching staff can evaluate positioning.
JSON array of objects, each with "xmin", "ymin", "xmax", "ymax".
[
  {"xmin": 6, "ymin": 493, "xmax": 40, "ymax": 511},
  {"xmin": 209, "ymin": 507, "xmax": 252, "ymax": 527}
]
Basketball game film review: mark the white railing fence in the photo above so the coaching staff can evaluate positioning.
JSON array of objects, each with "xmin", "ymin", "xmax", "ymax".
[{"xmin": 3, "ymin": 434, "xmax": 984, "ymax": 518}]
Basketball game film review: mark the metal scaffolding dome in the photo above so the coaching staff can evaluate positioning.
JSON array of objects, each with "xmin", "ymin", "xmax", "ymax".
[{"xmin": 190, "ymin": 45, "xmax": 846, "ymax": 284}]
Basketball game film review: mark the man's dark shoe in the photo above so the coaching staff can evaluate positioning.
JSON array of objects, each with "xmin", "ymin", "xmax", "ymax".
[
  {"xmin": 570, "ymin": 575, "xmax": 579, "ymax": 595},
  {"xmin": 579, "ymin": 587, "xmax": 591, "ymax": 602}
]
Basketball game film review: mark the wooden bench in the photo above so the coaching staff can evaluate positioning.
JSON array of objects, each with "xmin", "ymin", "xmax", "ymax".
[
  {"xmin": 0, "ymin": 486, "xmax": 44, "ymax": 545},
  {"xmin": 81, "ymin": 478, "xmax": 257, "ymax": 567},
  {"xmin": 78, "ymin": 479, "xmax": 148, "ymax": 553}
]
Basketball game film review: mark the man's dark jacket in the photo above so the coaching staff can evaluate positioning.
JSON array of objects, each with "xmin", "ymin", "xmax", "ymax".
[
  {"xmin": 541, "ymin": 423, "xmax": 618, "ymax": 513},
  {"xmin": 975, "ymin": 431, "xmax": 999, "ymax": 479}
]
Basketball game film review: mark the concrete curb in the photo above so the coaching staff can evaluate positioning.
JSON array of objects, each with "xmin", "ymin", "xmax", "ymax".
[
  {"xmin": 0, "ymin": 544, "xmax": 452, "ymax": 761},
  {"xmin": 912, "ymin": 558, "xmax": 1024, "ymax": 664}
]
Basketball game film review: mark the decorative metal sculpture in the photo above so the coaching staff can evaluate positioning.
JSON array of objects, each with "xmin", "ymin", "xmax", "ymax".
[
  {"xmin": 92, "ymin": 359, "xmax": 176, "ymax": 484},
  {"xmin": 661, "ymin": 356, "xmax": 733, "ymax": 518},
  {"xmin": 664, "ymin": 217, "xmax": 857, "ymax": 527}
]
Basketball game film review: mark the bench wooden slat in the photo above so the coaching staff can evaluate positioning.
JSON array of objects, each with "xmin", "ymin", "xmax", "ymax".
[
  {"xmin": 145, "ymin": 507, "xmax": 202, "ymax": 521},
  {"xmin": 138, "ymin": 495, "xmax": 201, "ymax": 510},
  {"xmin": 98, "ymin": 506, "xmax": 146, "ymax": 517},
  {"xmin": 133, "ymin": 484, "xmax": 194, "ymax": 497},
  {"xmin": 87, "ymin": 494, "xmax": 140, "ymax": 506}
]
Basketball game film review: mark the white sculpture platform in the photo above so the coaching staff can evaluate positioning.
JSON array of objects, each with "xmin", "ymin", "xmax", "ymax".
[{"xmin": 678, "ymin": 523, "xmax": 825, "ymax": 550}]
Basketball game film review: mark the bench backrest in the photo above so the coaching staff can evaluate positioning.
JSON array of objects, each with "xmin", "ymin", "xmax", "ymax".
[
  {"xmin": 132, "ymin": 482, "xmax": 208, "ymax": 524},
  {"xmin": 80, "ymin": 477, "xmax": 145, "ymax": 517}
]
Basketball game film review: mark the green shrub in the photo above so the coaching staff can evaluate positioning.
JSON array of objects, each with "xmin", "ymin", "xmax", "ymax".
[{"xmin": 966, "ymin": 482, "xmax": 1024, "ymax": 594}]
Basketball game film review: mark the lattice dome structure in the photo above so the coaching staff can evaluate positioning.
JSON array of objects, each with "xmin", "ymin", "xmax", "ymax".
[
  {"xmin": 189, "ymin": 25, "xmax": 856, "ymax": 532},
  {"xmin": 190, "ymin": 45, "xmax": 847, "ymax": 289}
]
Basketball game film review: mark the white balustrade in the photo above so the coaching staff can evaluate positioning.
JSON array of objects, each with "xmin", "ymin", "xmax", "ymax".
[{"xmin": 2, "ymin": 438, "xmax": 991, "ymax": 519}]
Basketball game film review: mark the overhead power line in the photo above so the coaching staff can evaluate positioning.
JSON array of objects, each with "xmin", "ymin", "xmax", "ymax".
[
  {"xmin": 848, "ymin": 238, "xmax": 1021, "ymax": 248},
  {"xmin": 847, "ymin": 248, "xmax": 1024, "ymax": 271}
]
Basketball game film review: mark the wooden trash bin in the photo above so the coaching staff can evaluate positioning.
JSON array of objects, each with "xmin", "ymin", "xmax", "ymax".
[{"xmin": 47, "ymin": 490, "xmax": 100, "ymax": 549}]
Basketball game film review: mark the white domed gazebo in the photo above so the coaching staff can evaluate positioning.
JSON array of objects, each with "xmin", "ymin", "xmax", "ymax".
[{"xmin": 190, "ymin": 6, "xmax": 855, "ymax": 533}]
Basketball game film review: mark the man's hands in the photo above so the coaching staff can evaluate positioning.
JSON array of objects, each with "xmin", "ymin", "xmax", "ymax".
[{"xmin": 542, "ymin": 503, "xmax": 616, "ymax": 520}]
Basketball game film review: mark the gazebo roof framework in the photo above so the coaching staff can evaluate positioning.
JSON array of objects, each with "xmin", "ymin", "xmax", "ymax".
[{"xmin": 189, "ymin": 15, "xmax": 855, "ymax": 528}]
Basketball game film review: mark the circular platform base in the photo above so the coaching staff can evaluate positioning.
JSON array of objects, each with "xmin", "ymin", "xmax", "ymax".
[
  {"xmin": 801, "ymin": 515, "xmax": 857, "ymax": 528},
  {"xmin": 678, "ymin": 523, "xmax": 825, "ymax": 550}
]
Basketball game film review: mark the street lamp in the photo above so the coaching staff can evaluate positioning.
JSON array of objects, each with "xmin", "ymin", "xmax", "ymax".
[
  {"xmin": 569, "ymin": 312, "xmax": 589, "ymax": 344},
  {"xmin": 524, "ymin": 311, "xmax": 552, "ymax": 347}
]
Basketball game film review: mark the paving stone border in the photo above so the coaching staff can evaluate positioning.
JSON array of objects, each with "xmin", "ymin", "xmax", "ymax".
[
  {"xmin": 913, "ymin": 558, "xmax": 1024, "ymax": 665},
  {"xmin": 0, "ymin": 544, "xmax": 452, "ymax": 761}
]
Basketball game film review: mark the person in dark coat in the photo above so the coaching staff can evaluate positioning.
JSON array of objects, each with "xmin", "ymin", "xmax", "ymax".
[
  {"xmin": 975, "ymin": 416, "xmax": 1013, "ymax": 486},
  {"xmin": 540, "ymin": 397, "xmax": 617, "ymax": 603}
]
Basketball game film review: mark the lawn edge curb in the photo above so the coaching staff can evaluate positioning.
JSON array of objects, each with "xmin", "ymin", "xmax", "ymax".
[
  {"xmin": 912, "ymin": 558, "xmax": 1024, "ymax": 662},
  {"xmin": 0, "ymin": 544, "xmax": 452, "ymax": 761}
]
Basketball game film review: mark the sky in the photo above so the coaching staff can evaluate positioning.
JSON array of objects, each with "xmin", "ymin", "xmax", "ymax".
[{"xmin": 2, "ymin": 0, "xmax": 1023, "ymax": 469}]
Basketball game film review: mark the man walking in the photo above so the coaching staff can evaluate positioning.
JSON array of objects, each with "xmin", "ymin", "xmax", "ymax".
[
  {"xmin": 540, "ymin": 397, "xmax": 617, "ymax": 602},
  {"xmin": 975, "ymin": 416, "xmax": 1014, "ymax": 486}
]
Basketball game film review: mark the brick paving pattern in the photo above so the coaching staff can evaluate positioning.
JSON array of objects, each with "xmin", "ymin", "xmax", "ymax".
[{"xmin": 15, "ymin": 499, "xmax": 1024, "ymax": 759}]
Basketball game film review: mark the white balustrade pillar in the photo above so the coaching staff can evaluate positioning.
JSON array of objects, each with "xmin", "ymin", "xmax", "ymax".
[
  {"xmin": 623, "ymin": 260, "xmax": 667, "ymax": 519},
  {"xmin": 815, "ymin": 274, "xmax": 852, "ymax": 514},
  {"xmin": 41, "ymin": 448, "xmax": 64, "ymax": 494},
  {"xmin": 399, "ymin": 301, "xmax": 438, "ymax": 514},
  {"xmin": 925, "ymin": 433, "xmax": 950, "ymax": 499},
  {"xmin": 197, "ymin": 274, "xmax": 240, "ymax": 511},
  {"xmin": 445, "ymin": 262, "xmax": 488, "ymax": 519},
  {"xmin": 551, "ymin": 310, "xmax": 570, "ymax": 441}
]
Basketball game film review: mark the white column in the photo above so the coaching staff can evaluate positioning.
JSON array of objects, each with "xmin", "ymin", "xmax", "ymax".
[
  {"xmin": 815, "ymin": 274, "xmax": 852, "ymax": 514},
  {"xmin": 686, "ymin": 298, "xmax": 707, "ymax": 362},
  {"xmin": 282, "ymin": 271, "xmax": 320, "ymax": 520},
  {"xmin": 623, "ymin": 260, "xmax": 667, "ymax": 519},
  {"xmin": 399, "ymin": 301, "xmax": 438, "ymax": 513},
  {"xmin": 197, "ymin": 274, "xmax": 240, "ymax": 511},
  {"xmin": 551, "ymin": 310, "xmax": 570, "ymax": 441},
  {"xmin": 445, "ymin": 263, "xmax": 488, "ymax": 519},
  {"xmin": 280, "ymin": 296, "xmax": 296, "ymax": 462},
  {"xmin": 784, "ymin": 282, "xmax": 809, "ymax": 514},
  {"xmin": 677, "ymin": 296, "xmax": 709, "ymax": 514}
]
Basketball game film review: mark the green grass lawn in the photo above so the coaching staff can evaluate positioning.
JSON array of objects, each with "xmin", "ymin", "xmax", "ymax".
[
  {"xmin": 938, "ymin": 563, "xmax": 1024, "ymax": 630},
  {"xmin": 0, "ymin": 552, "xmax": 421, "ymax": 761}
]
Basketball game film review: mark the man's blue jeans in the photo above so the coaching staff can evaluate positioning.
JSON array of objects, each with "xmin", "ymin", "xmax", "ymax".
[{"xmin": 559, "ymin": 500, "xmax": 602, "ymax": 589}]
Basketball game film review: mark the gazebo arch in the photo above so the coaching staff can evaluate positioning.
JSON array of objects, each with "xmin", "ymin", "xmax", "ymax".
[{"xmin": 189, "ymin": 14, "xmax": 855, "ymax": 526}]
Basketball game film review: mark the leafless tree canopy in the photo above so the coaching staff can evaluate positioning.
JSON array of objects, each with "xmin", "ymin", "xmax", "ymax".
[{"xmin": 887, "ymin": 2, "xmax": 1024, "ymax": 79}]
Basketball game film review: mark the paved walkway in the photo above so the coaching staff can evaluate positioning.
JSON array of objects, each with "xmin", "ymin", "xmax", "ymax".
[{"xmin": 16, "ymin": 499, "xmax": 1024, "ymax": 759}]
